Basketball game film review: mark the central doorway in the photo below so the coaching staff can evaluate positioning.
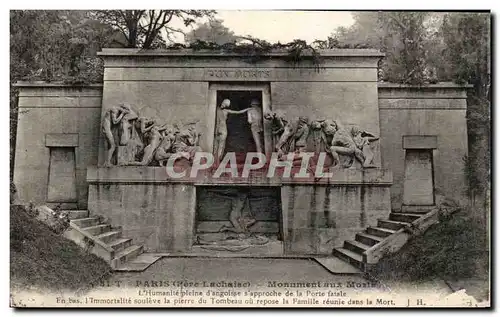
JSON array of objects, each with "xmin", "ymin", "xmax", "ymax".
[
  {"xmin": 216, "ymin": 90, "xmax": 263, "ymax": 159},
  {"xmin": 193, "ymin": 83, "xmax": 282, "ymax": 255},
  {"xmin": 204, "ymin": 83, "xmax": 272, "ymax": 160}
]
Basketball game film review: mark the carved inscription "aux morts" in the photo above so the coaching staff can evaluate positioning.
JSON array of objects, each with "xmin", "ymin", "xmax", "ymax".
[{"xmin": 205, "ymin": 69, "xmax": 271, "ymax": 79}]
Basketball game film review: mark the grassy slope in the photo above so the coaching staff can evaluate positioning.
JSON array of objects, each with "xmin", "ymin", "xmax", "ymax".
[
  {"xmin": 10, "ymin": 205, "xmax": 111, "ymax": 293},
  {"xmin": 373, "ymin": 207, "xmax": 490, "ymax": 301}
]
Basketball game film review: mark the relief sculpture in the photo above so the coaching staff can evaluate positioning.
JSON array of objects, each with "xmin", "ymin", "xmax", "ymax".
[
  {"xmin": 265, "ymin": 112, "xmax": 381, "ymax": 169},
  {"xmin": 195, "ymin": 188, "xmax": 269, "ymax": 252},
  {"xmin": 102, "ymin": 104, "xmax": 130, "ymax": 167},
  {"xmin": 101, "ymin": 105, "xmax": 203, "ymax": 167}
]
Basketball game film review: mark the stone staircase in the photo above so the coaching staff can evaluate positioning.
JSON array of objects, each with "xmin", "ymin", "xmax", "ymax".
[
  {"xmin": 333, "ymin": 208, "xmax": 440, "ymax": 272},
  {"xmin": 63, "ymin": 210, "xmax": 160, "ymax": 271}
]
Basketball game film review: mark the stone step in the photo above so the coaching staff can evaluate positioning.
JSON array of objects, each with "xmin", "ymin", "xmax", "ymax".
[
  {"xmin": 83, "ymin": 224, "xmax": 111, "ymax": 236},
  {"xmin": 355, "ymin": 232, "xmax": 383, "ymax": 247},
  {"xmin": 344, "ymin": 240, "xmax": 370, "ymax": 255},
  {"xmin": 108, "ymin": 238, "xmax": 133, "ymax": 252},
  {"xmin": 65, "ymin": 210, "xmax": 89, "ymax": 220},
  {"xmin": 389, "ymin": 213, "xmax": 421, "ymax": 223},
  {"xmin": 377, "ymin": 219, "xmax": 410, "ymax": 231},
  {"xmin": 95, "ymin": 230, "xmax": 122, "ymax": 243},
  {"xmin": 114, "ymin": 254, "xmax": 163, "ymax": 272},
  {"xmin": 333, "ymin": 247, "xmax": 363, "ymax": 270},
  {"xmin": 112, "ymin": 245, "xmax": 144, "ymax": 268},
  {"xmin": 400, "ymin": 205, "xmax": 436, "ymax": 214},
  {"xmin": 70, "ymin": 217, "xmax": 101, "ymax": 228},
  {"xmin": 366, "ymin": 226, "xmax": 396, "ymax": 238}
]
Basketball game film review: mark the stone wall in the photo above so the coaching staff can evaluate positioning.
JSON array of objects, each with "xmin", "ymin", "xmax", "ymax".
[
  {"xmin": 282, "ymin": 169, "xmax": 392, "ymax": 255},
  {"xmin": 13, "ymin": 83, "xmax": 102, "ymax": 208},
  {"xmin": 87, "ymin": 167, "xmax": 392, "ymax": 253},
  {"xmin": 97, "ymin": 49, "xmax": 383, "ymax": 165},
  {"xmin": 378, "ymin": 83, "xmax": 470, "ymax": 209},
  {"xmin": 13, "ymin": 52, "xmax": 470, "ymax": 218},
  {"xmin": 87, "ymin": 167, "xmax": 196, "ymax": 253}
]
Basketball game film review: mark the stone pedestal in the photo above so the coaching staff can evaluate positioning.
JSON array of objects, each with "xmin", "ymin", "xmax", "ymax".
[
  {"xmin": 87, "ymin": 167, "xmax": 392, "ymax": 255},
  {"xmin": 281, "ymin": 169, "xmax": 392, "ymax": 255}
]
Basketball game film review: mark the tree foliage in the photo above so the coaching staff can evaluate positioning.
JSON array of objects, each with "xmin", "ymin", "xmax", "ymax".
[
  {"xmin": 441, "ymin": 13, "xmax": 491, "ymax": 199},
  {"xmin": 329, "ymin": 11, "xmax": 437, "ymax": 84},
  {"xmin": 185, "ymin": 19, "xmax": 239, "ymax": 45},
  {"xmin": 10, "ymin": 10, "xmax": 114, "ymax": 84},
  {"xmin": 330, "ymin": 11, "xmax": 491, "ymax": 200},
  {"xmin": 92, "ymin": 10, "xmax": 215, "ymax": 49},
  {"xmin": 10, "ymin": 10, "xmax": 115, "ymax": 178}
]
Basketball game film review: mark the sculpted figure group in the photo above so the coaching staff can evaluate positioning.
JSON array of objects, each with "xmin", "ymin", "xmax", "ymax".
[
  {"xmin": 214, "ymin": 98, "xmax": 264, "ymax": 163},
  {"xmin": 102, "ymin": 104, "xmax": 201, "ymax": 167},
  {"xmin": 264, "ymin": 111, "xmax": 379, "ymax": 168},
  {"xmin": 103, "ymin": 101, "xmax": 380, "ymax": 169}
]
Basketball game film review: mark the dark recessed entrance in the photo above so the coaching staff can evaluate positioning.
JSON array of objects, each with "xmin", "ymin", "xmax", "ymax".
[{"xmin": 216, "ymin": 90, "xmax": 263, "ymax": 158}]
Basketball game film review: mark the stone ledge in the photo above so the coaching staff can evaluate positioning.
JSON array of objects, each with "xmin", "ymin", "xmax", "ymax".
[
  {"xmin": 87, "ymin": 166, "xmax": 393, "ymax": 186},
  {"xmin": 14, "ymin": 81, "xmax": 104, "ymax": 88},
  {"xmin": 378, "ymin": 82, "xmax": 473, "ymax": 89},
  {"xmin": 98, "ymin": 48, "xmax": 385, "ymax": 58},
  {"xmin": 45, "ymin": 134, "xmax": 79, "ymax": 147},
  {"xmin": 402, "ymin": 135, "xmax": 438, "ymax": 149}
]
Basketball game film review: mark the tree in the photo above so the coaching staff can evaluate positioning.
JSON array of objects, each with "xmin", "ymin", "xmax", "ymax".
[
  {"xmin": 185, "ymin": 19, "xmax": 239, "ymax": 45},
  {"xmin": 10, "ymin": 10, "xmax": 115, "ymax": 180},
  {"xmin": 441, "ymin": 13, "xmax": 491, "ymax": 204},
  {"xmin": 93, "ymin": 10, "xmax": 215, "ymax": 49},
  {"xmin": 379, "ymin": 12, "xmax": 430, "ymax": 84},
  {"xmin": 331, "ymin": 11, "xmax": 491, "ymax": 207},
  {"xmin": 329, "ymin": 12, "xmax": 384, "ymax": 49},
  {"xmin": 330, "ymin": 12, "xmax": 433, "ymax": 84}
]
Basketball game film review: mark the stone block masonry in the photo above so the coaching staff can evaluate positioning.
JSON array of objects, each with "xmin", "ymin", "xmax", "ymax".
[
  {"xmin": 378, "ymin": 83, "xmax": 470, "ymax": 209},
  {"xmin": 13, "ymin": 82, "xmax": 102, "ymax": 208}
]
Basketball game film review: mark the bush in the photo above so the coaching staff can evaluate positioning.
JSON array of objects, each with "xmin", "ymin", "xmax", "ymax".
[
  {"xmin": 373, "ymin": 207, "xmax": 489, "ymax": 283},
  {"xmin": 10, "ymin": 205, "xmax": 111, "ymax": 292}
]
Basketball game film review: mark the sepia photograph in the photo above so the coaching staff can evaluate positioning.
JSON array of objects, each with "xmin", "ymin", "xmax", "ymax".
[{"xmin": 8, "ymin": 8, "xmax": 491, "ymax": 308}]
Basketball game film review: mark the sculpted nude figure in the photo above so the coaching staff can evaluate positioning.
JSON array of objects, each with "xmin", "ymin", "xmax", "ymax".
[
  {"xmin": 128, "ymin": 117, "xmax": 166, "ymax": 166},
  {"xmin": 247, "ymin": 99, "xmax": 264, "ymax": 153},
  {"xmin": 275, "ymin": 116, "xmax": 309, "ymax": 159},
  {"xmin": 102, "ymin": 104, "xmax": 129, "ymax": 167},
  {"xmin": 350, "ymin": 126, "xmax": 379, "ymax": 168},
  {"xmin": 323, "ymin": 121, "xmax": 364, "ymax": 168},
  {"xmin": 154, "ymin": 125, "xmax": 177, "ymax": 166},
  {"xmin": 118, "ymin": 104, "xmax": 138, "ymax": 146},
  {"xmin": 214, "ymin": 99, "xmax": 250, "ymax": 163}
]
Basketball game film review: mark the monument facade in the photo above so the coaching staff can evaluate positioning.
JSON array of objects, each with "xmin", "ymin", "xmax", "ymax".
[{"xmin": 13, "ymin": 49, "xmax": 469, "ymax": 256}]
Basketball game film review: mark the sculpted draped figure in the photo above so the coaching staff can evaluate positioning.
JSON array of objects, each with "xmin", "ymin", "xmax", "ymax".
[{"xmin": 101, "ymin": 104, "xmax": 203, "ymax": 167}]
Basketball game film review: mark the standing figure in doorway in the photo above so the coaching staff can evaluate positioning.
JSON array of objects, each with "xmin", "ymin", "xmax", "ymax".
[
  {"xmin": 102, "ymin": 104, "xmax": 129, "ymax": 167},
  {"xmin": 213, "ymin": 99, "xmax": 251, "ymax": 163},
  {"xmin": 247, "ymin": 99, "xmax": 264, "ymax": 153}
]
